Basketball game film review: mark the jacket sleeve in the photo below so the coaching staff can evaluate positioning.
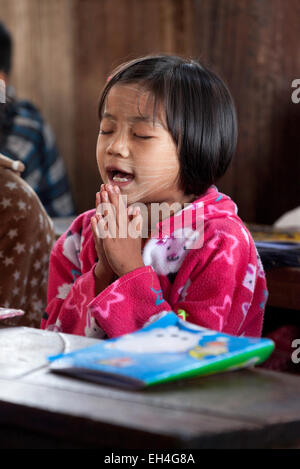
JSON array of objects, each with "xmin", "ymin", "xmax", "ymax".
[
  {"xmin": 87, "ymin": 265, "xmax": 173, "ymax": 337},
  {"xmin": 41, "ymin": 230, "xmax": 172, "ymax": 337},
  {"xmin": 40, "ymin": 230, "xmax": 100, "ymax": 336}
]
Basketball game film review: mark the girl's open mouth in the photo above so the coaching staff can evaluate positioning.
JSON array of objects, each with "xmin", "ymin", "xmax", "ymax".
[
  {"xmin": 107, "ymin": 168, "xmax": 135, "ymax": 187},
  {"xmin": 167, "ymin": 254, "xmax": 180, "ymax": 262}
]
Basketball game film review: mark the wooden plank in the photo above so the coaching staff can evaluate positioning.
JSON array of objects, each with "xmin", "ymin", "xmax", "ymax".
[
  {"xmin": 1, "ymin": 366, "xmax": 300, "ymax": 448},
  {"xmin": 194, "ymin": 0, "xmax": 300, "ymax": 224},
  {"xmin": 73, "ymin": 0, "xmax": 199, "ymax": 214},
  {"xmin": 0, "ymin": 377, "xmax": 261, "ymax": 449},
  {"xmin": 22, "ymin": 365, "xmax": 300, "ymax": 427}
]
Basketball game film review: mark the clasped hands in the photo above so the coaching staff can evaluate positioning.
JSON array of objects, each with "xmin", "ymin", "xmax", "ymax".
[{"xmin": 91, "ymin": 184, "xmax": 145, "ymax": 279}]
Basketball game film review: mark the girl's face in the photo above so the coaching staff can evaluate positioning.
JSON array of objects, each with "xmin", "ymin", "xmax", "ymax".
[{"xmin": 96, "ymin": 83, "xmax": 193, "ymax": 207}]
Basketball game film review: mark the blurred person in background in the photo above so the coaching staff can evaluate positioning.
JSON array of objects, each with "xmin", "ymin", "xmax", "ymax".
[
  {"xmin": 0, "ymin": 20, "xmax": 76, "ymax": 218},
  {"xmin": 0, "ymin": 152, "xmax": 55, "ymax": 328}
]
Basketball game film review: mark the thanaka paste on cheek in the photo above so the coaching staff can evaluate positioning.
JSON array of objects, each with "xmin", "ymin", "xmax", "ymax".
[{"xmin": 96, "ymin": 84, "xmax": 189, "ymax": 215}]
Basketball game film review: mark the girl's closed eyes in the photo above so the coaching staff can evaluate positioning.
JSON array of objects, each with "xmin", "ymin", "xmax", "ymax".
[{"xmin": 99, "ymin": 129, "xmax": 153, "ymax": 139}]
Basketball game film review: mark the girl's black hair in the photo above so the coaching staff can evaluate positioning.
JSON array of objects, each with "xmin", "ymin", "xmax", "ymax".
[
  {"xmin": 0, "ymin": 21, "xmax": 12, "ymax": 75},
  {"xmin": 98, "ymin": 54, "xmax": 238, "ymax": 197},
  {"xmin": 0, "ymin": 22, "xmax": 14, "ymax": 146}
]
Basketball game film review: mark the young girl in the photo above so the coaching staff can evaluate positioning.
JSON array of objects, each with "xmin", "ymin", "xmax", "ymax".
[{"xmin": 41, "ymin": 54, "xmax": 268, "ymax": 339}]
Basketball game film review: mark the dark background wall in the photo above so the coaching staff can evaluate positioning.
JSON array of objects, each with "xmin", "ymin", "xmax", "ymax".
[{"xmin": 1, "ymin": 0, "xmax": 299, "ymax": 223}]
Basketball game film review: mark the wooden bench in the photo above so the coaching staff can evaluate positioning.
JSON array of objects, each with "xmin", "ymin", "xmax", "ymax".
[{"xmin": 1, "ymin": 326, "xmax": 300, "ymax": 449}]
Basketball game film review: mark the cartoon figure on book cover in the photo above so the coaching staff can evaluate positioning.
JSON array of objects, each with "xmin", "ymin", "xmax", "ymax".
[{"xmin": 105, "ymin": 325, "xmax": 212, "ymax": 354}]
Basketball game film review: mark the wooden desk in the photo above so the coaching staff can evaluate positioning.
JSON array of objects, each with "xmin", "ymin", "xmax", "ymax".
[
  {"xmin": 247, "ymin": 223, "xmax": 300, "ymax": 310},
  {"xmin": 1, "ymin": 327, "xmax": 300, "ymax": 449},
  {"xmin": 51, "ymin": 216, "xmax": 76, "ymax": 239}
]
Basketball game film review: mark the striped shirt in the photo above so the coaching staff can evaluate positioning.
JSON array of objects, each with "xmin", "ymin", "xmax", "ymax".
[{"xmin": 0, "ymin": 89, "xmax": 75, "ymax": 217}]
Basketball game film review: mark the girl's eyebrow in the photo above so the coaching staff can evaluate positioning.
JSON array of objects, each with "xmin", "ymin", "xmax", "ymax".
[{"xmin": 102, "ymin": 112, "xmax": 164, "ymax": 127}]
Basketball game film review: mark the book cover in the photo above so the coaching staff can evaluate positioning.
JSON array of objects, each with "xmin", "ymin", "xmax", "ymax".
[
  {"xmin": 48, "ymin": 312, "xmax": 275, "ymax": 390},
  {"xmin": 247, "ymin": 223, "xmax": 300, "ymax": 243}
]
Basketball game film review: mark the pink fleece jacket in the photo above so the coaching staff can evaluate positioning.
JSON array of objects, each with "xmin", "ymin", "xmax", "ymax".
[{"xmin": 41, "ymin": 186, "xmax": 268, "ymax": 338}]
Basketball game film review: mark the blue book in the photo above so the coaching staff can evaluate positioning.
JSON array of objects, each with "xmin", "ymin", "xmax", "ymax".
[{"xmin": 48, "ymin": 312, "xmax": 274, "ymax": 390}]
